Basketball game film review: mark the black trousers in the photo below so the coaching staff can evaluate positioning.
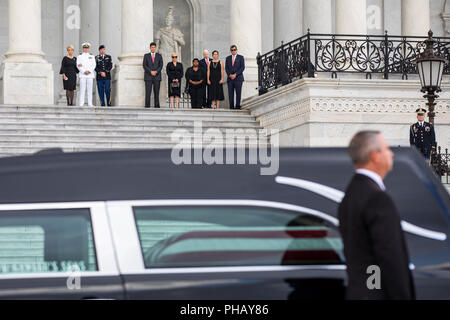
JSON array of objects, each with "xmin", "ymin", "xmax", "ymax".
[
  {"xmin": 190, "ymin": 85, "xmax": 204, "ymax": 109},
  {"xmin": 145, "ymin": 79, "xmax": 161, "ymax": 108},
  {"xmin": 202, "ymin": 84, "xmax": 211, "ymax": 108},
  {"xmin": 228, "ymin": 80, "xmax": 243, "ymax": 109}
]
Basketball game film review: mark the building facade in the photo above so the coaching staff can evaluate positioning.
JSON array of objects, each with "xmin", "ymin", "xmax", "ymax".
[
  {"xmin": 0, "ymin": 0, "xmax": 449, "ymax": 106},
  {"xmin": 0, "ymin": 0, "xmax": 449, "ymax": 149}
]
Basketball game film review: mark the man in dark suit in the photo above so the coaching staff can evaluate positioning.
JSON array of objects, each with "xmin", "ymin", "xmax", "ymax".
[
  {"xmin": 225, "ymin": 45, "xmax": 245, "ymax": 109},
  {"xmin": 410, "ymin": 108, "xmax": 437, "ymax": 160},
  {"xmin": 199, "ymin": 50, "xmax": 212, "ymax": 109},
  {"xmin": 338, "ymin": 131, "xmax": 415, "ymax": 300},
  {"xmin": 143, "ymin": 42, "xmax": 163, "ymax": 108}
]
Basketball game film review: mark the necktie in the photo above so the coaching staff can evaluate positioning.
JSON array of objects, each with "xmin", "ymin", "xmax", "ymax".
[
  {"xmin": 152, "ymin": 54, "xmax": 155, "ymax": 63},
  {"xmin": 206, "ymin": 59, "xmax": 209, "ymax": 66},
  {"xmin": 232, "ymin": 55, "xmax": 235, "ymax": 66}
]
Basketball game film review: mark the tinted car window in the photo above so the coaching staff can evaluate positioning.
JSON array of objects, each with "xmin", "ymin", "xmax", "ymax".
[
  {"xmin": 134, "ymin": 206, "xmax": 343, "ymax": 268},
  {"xmin": 0, "ymin": 209, "xmax": 97, "ymax": 275}
]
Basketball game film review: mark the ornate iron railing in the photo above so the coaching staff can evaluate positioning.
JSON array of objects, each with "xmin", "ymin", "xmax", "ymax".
[
  {"xmin": 431, "ymin": 146, "xmax": 450, "ymax": 184},
  {"xmin": 257, "ymin": 31, "xmax": 450, "ymax": 95}
]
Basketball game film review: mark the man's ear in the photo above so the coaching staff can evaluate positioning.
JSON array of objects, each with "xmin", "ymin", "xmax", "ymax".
[{"xmin": 368, "ymin": 150, "xmax": 377, "ymax": 164}]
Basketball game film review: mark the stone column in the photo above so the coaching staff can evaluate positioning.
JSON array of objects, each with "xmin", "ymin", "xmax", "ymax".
[
  {"xmin": 115, "ymin": 0, "xmax": 153, "ymax": 107},
  {"xmin": 100, "ymin": 0, "xmax": 121, "ymax": 106},
  {"xmin": 336, "ymin": 0, "xmax": 367, "ymax": 34},
  {"xmin": 0, "ymin": 0, "xmax": 54, "ymax": 105},
  {"xmin": 80, "ymin": 0, "xmax": 100, "ymax": 49},
  {"xmin": 230, "ymin": 0, "xmax": 261, "ymax": 100},
  {"xmin": 273, "ymin": 0, "xmax": 302, "ymax": 46},
  {"xmin": 58, "ymin": 0, "xmax": 81, "ymax": 106},
  {"xmin": 100, "ymin": 0, "xmax": 121, "ymax": 64},
  {"xmin": 303, "ymin": 0, "xmax": 332, "ymax": 34},
  {"xmin": 402, "ymin": 0, "xmax": 430, "ymax": 36}
]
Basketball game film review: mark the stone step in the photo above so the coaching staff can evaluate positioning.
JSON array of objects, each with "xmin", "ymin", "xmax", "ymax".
[
  {"xmin": 0, "ymin": 105, "xmax": 264, "ymax": 158},
  {"xmin": 0, "ymin": 105, "xmax": 250, "ymax": 115},
  {"xmin": 0, "ymin": 117, "xmax": 261, "ymax": 127},
  {"xmin": 0, "ymin": 134, "xmax": 270, "ymax": 143},
  {"xmin": 0, "ymin": 128, "xmax": 267, "ymax": 137},
  {"xmin": 0, "ymin": 123, "xmax": 264, "ymax": 132},
  {"xmin": 0, "ymin": 111, "xmax": 256, "ymax": 122}
]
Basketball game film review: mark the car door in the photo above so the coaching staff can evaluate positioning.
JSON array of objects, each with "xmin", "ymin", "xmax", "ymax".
[
  {"xmin": 0, "ymin": 202, "xmax": 125, "ymax": 300},
  {"xmin": 107, "ymin": 200, "xmax": 347, "ymax": 300}
]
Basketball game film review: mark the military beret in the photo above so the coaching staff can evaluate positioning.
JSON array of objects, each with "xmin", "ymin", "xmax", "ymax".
[{"xmin": 99, "ymin": 45, "xmax": 106, "ymax": 50}]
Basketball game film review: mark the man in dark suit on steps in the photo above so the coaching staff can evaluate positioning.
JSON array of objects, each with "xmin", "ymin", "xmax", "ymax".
[
  {"xmin": 143, "ymin": 42, "xmax": 163, "ymax": 108},
  {"xmin": 225, "ymin": 45, "xmax": 245, "ymax": 110},
  {"xmin": 338, "ymin": 131, "xmax": 415, "ymax": 300},
  {"xmin": 199, "ymin": 50, "xmax": 213, "ymax": 109}
]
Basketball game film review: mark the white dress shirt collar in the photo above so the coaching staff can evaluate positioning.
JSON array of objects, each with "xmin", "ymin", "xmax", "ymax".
[
  {"xmin": 355, "ymin": 168, "xmax": 386, "ymax": 191},
  {"xmin": 418, "ymin": 121, "xmax": 424, "ymax": 126}
]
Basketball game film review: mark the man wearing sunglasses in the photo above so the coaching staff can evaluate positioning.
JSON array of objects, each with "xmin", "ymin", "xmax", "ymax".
[{"xmin": 225, "ymin": 45, "xmax": 245, "ymax": 110}]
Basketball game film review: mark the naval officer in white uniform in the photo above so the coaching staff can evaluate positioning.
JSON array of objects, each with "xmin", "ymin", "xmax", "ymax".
[{"xmin": 77, "ymin": 42, "xmax": 97, "ymax": 106}]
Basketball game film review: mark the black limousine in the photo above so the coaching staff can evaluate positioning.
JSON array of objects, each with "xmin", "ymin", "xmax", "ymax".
[{"xmin": 0, "ymin": 148, "xmax": 448, "ymax": 300}]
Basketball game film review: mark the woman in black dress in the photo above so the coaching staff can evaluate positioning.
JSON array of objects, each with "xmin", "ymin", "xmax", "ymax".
[
  {"xmin": 59, "ymin": 45, "xmax": 79, "ymax": 106},
  {"xmin": 185, "ymin": 58, "xmax": 205, "ymax": 109},
  {"xmin": 207, "ymin": 50, "xmax": 224, "ymax": 110},
  {"xmin": 166, "ymin": 53, "xmax": 184, "ymax": 109}
]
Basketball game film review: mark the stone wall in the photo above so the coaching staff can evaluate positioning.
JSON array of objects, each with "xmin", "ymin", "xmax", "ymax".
[{"xmin": 244, "ymin": 78, "xmax": 450, "ymax": 150}]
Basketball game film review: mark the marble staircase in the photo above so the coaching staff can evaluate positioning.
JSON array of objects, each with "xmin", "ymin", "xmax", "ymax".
[{"xmin": 0, "ymin": 105, "xmax": 268, "ymax": 158}]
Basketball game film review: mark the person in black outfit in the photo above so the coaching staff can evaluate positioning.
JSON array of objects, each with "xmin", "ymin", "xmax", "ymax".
[
  {"xmin": 59, "ymin": 45, "xmax": 79, "ymax": 106},
  {"xmin": 207, "ymin": 50, "xmax": 225, "ymax": 110},
  {"xmin": 166, "ymin": 53, "xmax": 183, "ymax": 109},
  {"xmin": 95, "ymin": 45, "xmax": 113, "ymax": 107},
  {"xmin": 410, "ymin": 108, "xmax": 437, "ymax": 160},
  {"xmin": 185, "ymin": 58, "xmax": 205, "ymax": 109},
  {"xmin": 143, "ymin": 42, "xmax": 163, "ymax": 108},
  {"xmin": 199, "ymin": 50, "xmax": 212, "ymax": 108},
  {"xmin": 338, "ymin": 131, "xmax": 415, "ymax": 300}
]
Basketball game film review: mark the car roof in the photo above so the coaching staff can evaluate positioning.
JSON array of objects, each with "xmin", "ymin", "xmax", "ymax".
[{"xmin": 0, "ymin": 147, "xmax": 446, "ymax": 217}]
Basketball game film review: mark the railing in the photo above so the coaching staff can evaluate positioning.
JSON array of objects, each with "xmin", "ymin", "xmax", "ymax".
[
  {"xmin": 431, "ymin": 147, "xmax": 450, "ymax": 184},
  {"xmin": 257, "ymin": 31, "xmax": 450, "ymax": 95}
]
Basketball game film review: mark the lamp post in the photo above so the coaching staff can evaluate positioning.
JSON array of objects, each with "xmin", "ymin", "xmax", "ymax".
[{"xmin": 416, "ymin": 30, "xmax": 447, "ymax": 126}]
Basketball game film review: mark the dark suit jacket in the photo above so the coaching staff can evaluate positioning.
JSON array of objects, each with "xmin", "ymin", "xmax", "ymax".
[
  {"xmin": 338, "ymin": 174, "xmax": 415, "ymax": 300},
  {"xmin": 143, "ymin": 52, "xmax": 163, "ymax": 81},
  {"xmin": 225, "ymin": 54, "xmax": 245, "ymax": 82},
  {"xmin": 199, "ymin": 58, "xmax": 212, "ymax": 82}
]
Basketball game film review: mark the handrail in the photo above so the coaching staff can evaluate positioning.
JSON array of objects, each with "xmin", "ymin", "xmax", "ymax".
[{"xmin": 257, "ymin": 31, "xmax": 450, "ymax": 95}]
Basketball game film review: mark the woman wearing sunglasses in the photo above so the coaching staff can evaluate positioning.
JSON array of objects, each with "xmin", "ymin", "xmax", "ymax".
[{"xmin": 166, "ymin": 53, "xmax": 184, "ymax": 109}]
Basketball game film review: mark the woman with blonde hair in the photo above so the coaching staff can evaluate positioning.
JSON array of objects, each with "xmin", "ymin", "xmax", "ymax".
[
  {"xmin": 166, "ymin": 52, "xmax": 183, "ymax": 109},
  {"xmin": 59, "ymin": 45, "xmax": 79, "ymax": 106}
]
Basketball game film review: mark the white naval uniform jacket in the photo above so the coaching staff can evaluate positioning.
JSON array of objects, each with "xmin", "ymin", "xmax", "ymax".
[{"xmin": 77, "ymin": 52, "xmax": 97, "ymax": 79}]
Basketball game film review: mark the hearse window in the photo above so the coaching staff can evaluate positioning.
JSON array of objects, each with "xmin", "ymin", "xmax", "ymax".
[
  {"xmin": 133, "ymin": 206, "xmax": 344, "ymax": 268},
  {"xmin": 0, "ymin": 209, "xmax": 97, "ymax": 275}
]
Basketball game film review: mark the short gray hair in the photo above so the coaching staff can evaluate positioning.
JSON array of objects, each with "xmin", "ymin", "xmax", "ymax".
[{"xmin": 348, "ymin": 131, "xmax": 382, "ymax": 166}]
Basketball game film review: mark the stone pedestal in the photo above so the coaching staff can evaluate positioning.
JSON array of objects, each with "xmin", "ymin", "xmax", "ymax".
[
  {"xmin": 0, "ymin": 0, "xmax": 53, "ymax": 105},
  {"xmin": 244, "ymin": 78, "xmax": 450, "ymax": 150}
]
